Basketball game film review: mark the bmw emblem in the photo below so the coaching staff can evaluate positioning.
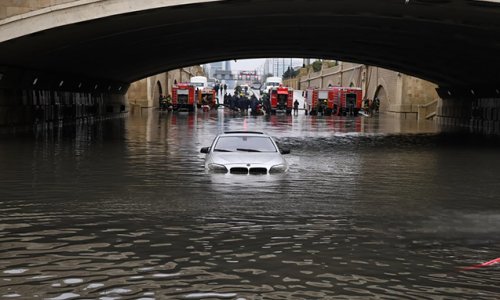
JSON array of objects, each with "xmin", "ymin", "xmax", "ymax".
[{"xmin": 247, "ymin": 164, "xmax": 251, "ymax": 167}]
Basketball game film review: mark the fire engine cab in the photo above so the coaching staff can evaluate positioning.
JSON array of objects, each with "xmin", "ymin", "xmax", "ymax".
[
  {"xmin": 268, "ymin": 86, "xmax": 293, "ymax": 115},
  {"xmin": 172, "ymin": 83, "xmax": 196, "ymax": 112},
  {"xmin": 305, "ymin": 86, "xmax": 363, "ymax": 116}
]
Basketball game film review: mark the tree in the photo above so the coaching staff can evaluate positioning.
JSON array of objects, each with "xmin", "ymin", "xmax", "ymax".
[
  {"xmin": 312, "ymin": 61, "xmax": 323, "ymax": 72},
  {"xmin": 282, "ymin": 67, "xmax": 299, "ymax": 79}
]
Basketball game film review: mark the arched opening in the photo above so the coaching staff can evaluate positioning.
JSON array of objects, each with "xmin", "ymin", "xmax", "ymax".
[{"xmin": 374, "ymin": 85, "xmax": 388, "ymax": 113}]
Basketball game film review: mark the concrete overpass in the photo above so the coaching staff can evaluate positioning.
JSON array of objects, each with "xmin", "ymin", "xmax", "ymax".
[{"xmin": 0, "ymin": 0, "xmax": 500, "ymax": 131}]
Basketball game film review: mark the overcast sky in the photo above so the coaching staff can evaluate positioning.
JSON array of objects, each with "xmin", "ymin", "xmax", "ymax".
[
  {"xmin": 230, "ymin": 59, "xmax": 265, "ymax": 71},
  {"xmin": 230, "ymin": 58, "xmax": 304, "ymax": 72}
]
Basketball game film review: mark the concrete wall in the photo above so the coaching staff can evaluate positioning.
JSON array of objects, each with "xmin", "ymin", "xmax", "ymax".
[
  {"xmin": 436, "ymin": 96, "xmax": 500, "ymax": 135},
  {"xmin": 0, "ymin": 65, "xmax": 128, "ymax": 127},
  {"xmin": 0, "ymin": 88, "xmax": 127, "ymax": 127},
  {"xmin": 299, "ymin": 62, "xmax": 440, "ymax": 118}
]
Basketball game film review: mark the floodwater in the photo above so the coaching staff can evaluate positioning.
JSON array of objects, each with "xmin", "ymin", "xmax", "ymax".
[{"xmin": 0, "ymin": 109, "xmax": 499, "ymax": 299}]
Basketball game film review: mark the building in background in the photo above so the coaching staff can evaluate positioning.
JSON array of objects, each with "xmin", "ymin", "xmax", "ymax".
[
  {"xmin": 263, "ymin": 58, "xmax": 304, "ymax": 77},
  {"xmin": 206, "ymin": 61, "xmax": 229, "ymax": 78},
  {"xmin": 213, "ymin": 70, "xmax": 235, "ymax": 88}
]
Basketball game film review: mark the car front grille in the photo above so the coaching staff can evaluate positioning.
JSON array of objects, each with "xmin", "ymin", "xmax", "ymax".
[
  {"xmin": 230, "ymin": 167, "xmax": 268, "ymax": 175},
  {"xmin": 230, "ymin": 167, "xmax": 249, "ymax": 174},
  {"xmin": 249, "ymin": 168, "xmax": 267, "ymax": 175}
]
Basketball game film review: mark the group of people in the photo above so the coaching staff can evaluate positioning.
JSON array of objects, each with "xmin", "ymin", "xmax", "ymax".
[
  {"xmin": 222, "ymin": 91, "xmax": 301, "ymax": 116},
  {"xmin": 362, "ymin": 97, "xmax": 380, "ymax": 115},
  {"xmin": 223, "ymin": 92, "xmax": 263, "ymax": 115},
  {"xmin": 159, "ymin": 94, "xmax": 173, "ymax": 111},
  {"xmin": 159, "ymin": 85, "xmax": 302, "ymax": 116},
  {"xmin": 213, "ymin": 83, "xmax": 227, "ymax": 95}
]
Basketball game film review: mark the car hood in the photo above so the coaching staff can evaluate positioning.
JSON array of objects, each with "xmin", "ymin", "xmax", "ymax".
[{"xmin": 209, "ymin": 152, "xmax": 285, "ymax": 165}]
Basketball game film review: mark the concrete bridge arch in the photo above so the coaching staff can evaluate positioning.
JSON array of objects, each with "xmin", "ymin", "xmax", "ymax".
[
  {"xmin": 0, "ymin": 0, "xmax": 500, "ymax": 131},
  {"xmin": 1, "ymin": 0, "xmax": 499, "ymax": 87}
]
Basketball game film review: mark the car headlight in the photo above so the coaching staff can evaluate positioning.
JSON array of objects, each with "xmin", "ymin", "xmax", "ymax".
[
  {"xmin": 208, "ymin": 163, "xmax": 228, "ymax": 173},
  {"xmin": 269, "ymin": 164, "xmax": 287, "ymax": 174}
]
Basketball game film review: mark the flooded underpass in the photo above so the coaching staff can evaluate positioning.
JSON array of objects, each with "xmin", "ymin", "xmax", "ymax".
[{"xmin": 0, "ymin": 110, "xmax": 499, "ymax": 299}]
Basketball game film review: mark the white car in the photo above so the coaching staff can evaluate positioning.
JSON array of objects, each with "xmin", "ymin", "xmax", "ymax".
[{"xmin": 200, "ymin": 131, "xmax": 290, "ymax": 174}]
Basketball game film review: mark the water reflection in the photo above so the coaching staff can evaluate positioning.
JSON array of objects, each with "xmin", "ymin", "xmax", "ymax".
[{"xmin": 0, "ymin": 110, "xmax": 499, "ymax": 299}]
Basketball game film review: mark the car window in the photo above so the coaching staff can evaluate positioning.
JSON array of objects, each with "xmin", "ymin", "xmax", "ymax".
[{"xmin": 214, "ymin": 136, "xmax": 277, "ymax": 152}]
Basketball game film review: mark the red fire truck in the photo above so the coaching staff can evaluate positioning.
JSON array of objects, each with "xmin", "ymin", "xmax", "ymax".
[
  {"xmin": 198, "ymin": 87, "xmax": 217, "ymax": 109},
  {"xmin": 172, "ymin": 83, "xmax": 196, "ymax": 112},
  {"xmin": 334, "ymin": 87, "xmax": 363, "ymax": 116},
  {"xmin": 305, "ymin": 88, "xmax": 334, "ymax": 116},
  {"xmin": 268, "ymin": 86, "xmax": 293, "ymax": 115},
  {"xmin": 305, "ymin": 87, "xmax": 363, "ymax": 116}
]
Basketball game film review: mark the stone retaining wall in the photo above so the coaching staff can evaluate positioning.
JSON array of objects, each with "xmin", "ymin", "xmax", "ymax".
[{"xmin": 299, "ymin": 62, "xmax": 439, "ymax": 116}]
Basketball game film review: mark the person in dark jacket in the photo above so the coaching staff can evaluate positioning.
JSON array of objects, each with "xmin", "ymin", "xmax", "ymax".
[{"xmin": 293, "ymin": 99, "xmax": 299, "ymax": 115}]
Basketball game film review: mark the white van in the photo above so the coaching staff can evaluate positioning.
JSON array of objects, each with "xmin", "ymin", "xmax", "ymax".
[
  {"xmin": 190, "ymin": 76, "xmax": 208, "ymax": 91},
  {"xmin": 264, "ymin": 76, "xmax": 282, "ymax": 92}
]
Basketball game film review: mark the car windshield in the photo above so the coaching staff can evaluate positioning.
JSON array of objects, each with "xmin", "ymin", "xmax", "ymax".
[{"xmin": 214, "ymin": 136, "xmax": 277, "ymax": 153}]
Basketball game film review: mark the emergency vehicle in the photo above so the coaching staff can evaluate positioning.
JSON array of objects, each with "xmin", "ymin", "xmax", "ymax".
[
  {"xmin": 264, "ymin": 76, "xmax": 282, "ymax": 93},
  {"xmin": 268, "ymin": 86, "xmax": 293, "ymax": 115},
  {"xmin": 305, "ymin": 88, "xmax": 334, "ymax": 116},
  {"xmin": 198, "ymin": 87, "xmax": 217, "ymax": 109},
  {"xmin": 334, "ymin": 87, "xmax": 363, "ymax": 116},
  {"xmin": 172, "ymin": 83, "xmax": 196, "ymax": 112},
  {"xmin": 190, "ymin": 76, "xmax": 208, "ymax": 92},
  {"xmin": 305, "ymin": 87, "xmax": 363, "ymax": 116}
]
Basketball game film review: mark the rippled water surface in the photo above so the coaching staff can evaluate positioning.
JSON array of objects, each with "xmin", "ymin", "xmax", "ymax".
[{"xmin": 1, "ymin": 110, "xmax": 499, "ymax": 299}]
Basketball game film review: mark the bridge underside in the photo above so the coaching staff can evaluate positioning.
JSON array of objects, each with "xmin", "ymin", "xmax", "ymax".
[
  {"xmin": 0, "ymin": 0, "xmax": 499, "ymax": 131},
  {"xmin": 0, "ymin": 0, "xmax": 499, "ymax": 89}
]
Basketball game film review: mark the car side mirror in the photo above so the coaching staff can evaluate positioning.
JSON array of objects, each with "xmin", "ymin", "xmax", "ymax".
[
  {"xmin": 200, "ymin": 147, "xmax": 210, "ymax": 154},
  {"xmin": 280, "ymin": 148, "xmax": 290, "ymax": 155}
]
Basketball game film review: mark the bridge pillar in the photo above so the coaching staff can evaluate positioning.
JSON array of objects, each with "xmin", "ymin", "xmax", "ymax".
[
  {"xmin": 0, "ymin": 66, "xmax": 129, "ymax": 128},
  {"xmin": 437, "ymin": 86, "xmax": 500, "ymax": 134}
]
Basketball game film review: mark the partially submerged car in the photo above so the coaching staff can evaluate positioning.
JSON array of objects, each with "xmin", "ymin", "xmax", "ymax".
[{"xmin": 200, "ymin": 131, "xmax": 290, "ymax": 174}]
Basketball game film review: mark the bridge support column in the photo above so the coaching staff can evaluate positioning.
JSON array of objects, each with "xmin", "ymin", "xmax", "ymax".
[{"xmin": 436, "ymin": 86, "xmax": 500, "ymax": 135}]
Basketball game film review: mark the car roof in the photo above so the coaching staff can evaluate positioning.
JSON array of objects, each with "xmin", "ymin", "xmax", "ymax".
[
  {"xmin": 219, "ymin": 131, "xmax": 269, "ymax": 137},
  {"xmin": 224, "ymin": 131, "xmax": 263, "ymax": 134}
]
